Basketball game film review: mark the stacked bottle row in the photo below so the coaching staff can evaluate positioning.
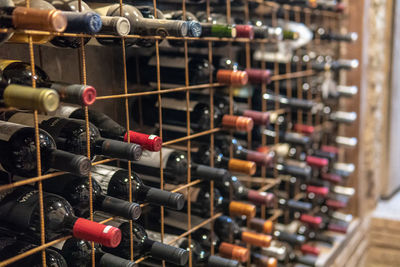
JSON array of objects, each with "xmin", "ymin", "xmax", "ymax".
[{"xmin": 0, "ymin": 0, "xmax": 355, "ymax": 48}]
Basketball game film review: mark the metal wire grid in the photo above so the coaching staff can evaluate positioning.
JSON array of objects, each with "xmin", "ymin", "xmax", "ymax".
[{"xmin": 0, "ymin": 1, "xmax": 343, "ymax": 267}]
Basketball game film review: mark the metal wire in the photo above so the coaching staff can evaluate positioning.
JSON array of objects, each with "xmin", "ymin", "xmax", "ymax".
[{"xmin": 0, "ymin": 1, "xmax": 346, "ymax": 266}]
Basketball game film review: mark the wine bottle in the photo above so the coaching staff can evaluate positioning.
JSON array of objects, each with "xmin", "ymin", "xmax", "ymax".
[
  {"xmin": 91, "ymin": 164, "xmax": 185, "ymax": 210},
  {"xmin": 292, "ymin": 254, "xmax": 317, "ymax": 267},
  {"xmin": 91, "ymin": 3, "xmax": 188, "ymax": 47},
  {"xmin": 98, "ymin": 216, "xmax": 189, "ymax": 265},
  {"xmin": 184, "ymin": 184, "xmax": 256, "ymax": 218},
  {"xmin": 190, "ymin": 229, "xmax": 250, "ymax": 263},
  {"xmin": 136, "ymin": 165, "xmax": 272, "ymax": 207},
  {"xmin": 127, "ymin": 55, "xmax": 248, "ymax": 88},
  {"xmin": 157, "ymin": 215, "xmax": 250, "ymax": 263},
  {"xmin": 196, "ymin": 12, "xmax": 254, "ymax": 39},
  {"xmin": 0, "ymin": 121, "xmax": 91, "ymax": 177},
  {"xmin": 263, "ymin": 92, "xmax": 317, "ymax": 111},
  {"xmin": 191, "ymin": 144, "xmax": 256, "ymax": 175},
  {"xmin": 271, "ymin": 0, "xmax": 344, "ymax": 12},
  {"xmin": 272, "ymin": 230, "xmax": 306, "ymax": 246},
  {"xmin": 258, "ymin": 240, "xmax": 289, "ymax": 262},
  {"xmin": 234, "ymin": 217, "xmax": 275, "ymax": 235},
  {"xmin": 177, "ymin": 238, "xmax": 240, "ymax": 267},
  {"xmin": 214, "ymin": 136, "xmax": 274, "ymax": 166},
  {"xmin": 213, "ymin": 175, "xmax": 275, "ymax": 206},
  {"xmin": 332, "ymin": 162, "xmax": 355, "ymax": 177},
  {"xmin": 214, "ymin": 216, "xmax": 273, "ymax": 247},
  {"xmin": 142, "ymin": 8, "xmax": 202, "ymax": 38},
  {"xmin": 53, "ymin": 105, "xmax": 162, "ymax": 151},
  {"xmin": 45, "ymin": 0, "xmax": 102, "ymax": 48},
  {"xmin": 265, "ymin": 162, "xmax": 312, "ymax": 179},
  {"xmin": 252, "ymin": 21, "xmax": 283, "ymax": 41},
  {"xmin": 0, "ymin": 186, "xmax": 121, "ymax": 247},
  {"xmin": 132, "ymin": 147, "xmax": 233, "ymax": 184},
  {"xmin": 169, "ymin": 10, "xmax": 236, "ymax": 40},
  {"xmin": 0, "ymin": 60, "xmax": 97, "ymax": 106},
  {"xmin": 261, "ymin": 129, "xmax": 311, "ymax": 147},
  {"xmin": 257, "ymin": 143, "xmax": 295, "ymax": 161},
  {"xmin": 292, "ymin": 124, "xmax": 315, "ymax": 136},
  {"xmin": 42, "ymin": 173, "xmax": 142, "ymax": 220},
  {"xmin": 132, "ymin": 96, "xmax": 253, "ymax": 134},
  {"xmin": 9, "ymin": 0, "xmax": 67, "ymax": 44},
  {"xmin": 0, "ymin": 0, "xmax": 67, "ymax": 44},
  {"xmin": 0, "ymin": 236, "xmax": 67, "ymax": 267},
  {"xmin": 0, "ymin": 80, "xmax": 60, "ymax": 112},
  {"xmin": 149, "ymin": 183, "xmax": 256, "ymax": 218},
  {"xmin": 2, "ymin": 111, "xmax": 142, "ymax": 161},
  {"xmin": 327, "ymin": 110, "xmax": 357, "ymax": 124},
  {"xmin": 215, "ymin": 57, "xmax": 273, "ymax": 85},
  {"xmin": 296, "ymin": 225, "xmax": 334, "ymax": 245},
  {"xmin": 251, "ymin": 252, "xmax": 278, "ymax": 267},
  {"xmin": 274, "ymin": 220, "xmax": 333, "ymax": 245},
  {"xmin": 58, "ymin": 238, "xmax": 136, "ymax": 267},
  {"xmin": 133, "ymin": 6, "xmax": 173, "ymax": 47},
  {"xmin": 183, "ymin": 92, "xmax": 272, "ymax": 125},
  {"xmin": 314, "ymin": 27, "xmax": 358, "ymax": 42},
  {"xmin": 142, "ymin": 230, "xmax": 245, "ymax": 267},
  {"xmin": 311, "ymin": 59, "xmax": 359, "ymax": 72}
]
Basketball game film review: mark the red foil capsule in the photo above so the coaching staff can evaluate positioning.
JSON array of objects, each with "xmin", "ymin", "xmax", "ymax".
[
  {"xmin": 81, "ymin": 85, "xmax": 97, "ymax": 106},
  {"xmin": 328, "ymin": 223, "xmax": 347, "ymax": 234},
  {"xmin": 326, "ymin": 199, "xmax": 347, "ymax": 209},
  {"xmin": 321, "ymin": 145, "xmax": 339, "ymax": 155},
  {"xmin": 300, "ymin": 214, "xmax": 323, "ymax": 228},
  {"xmin": 242, "ymin": 110, "xmax": 270, "ymax": 126},
  {"xmin": 293, "ymin": 123, "xmax": 315, "ymax": 135},
  {"xmin": 72, "ymin": 218, "xmax": 122, "ymax": 248},
  {"xmin": 235, "ymin": 24, "xmax": 254, "ymax": 39},
  {"xmin": 245, "ymin": 68, "xmax": 272, "ymax": 84},
  {"xmin": 321, "ymin": 173, "xmax": 343, "ymax": 184},
  {"xmin": 124, "ymin": 131, "xmax": 162, "ymax": 152},
  {"xmin": 306, "ymin": 156, "xmax": 329, "ymax": 168},
  {"xmin": 246, "ymin": 150, "xmax": 274, "ymax": 166},
  {"xmin": 247, "ymin": 190, "xmax": 274, "ymax": 207},
  {"xmin": 301, "ymin": 244, "xmax": 320, "ymax": 256},
  {"xmin": 306, "ymin": 186, "xmax": 329, "ymax": 197}
]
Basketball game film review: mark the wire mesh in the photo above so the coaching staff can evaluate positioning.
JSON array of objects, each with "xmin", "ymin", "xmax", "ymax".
[{"xmin": 0, "ymin": 0, "xmax": 350, "ymax": 266}]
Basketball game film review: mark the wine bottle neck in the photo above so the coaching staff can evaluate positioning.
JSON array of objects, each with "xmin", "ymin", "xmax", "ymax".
[{"xmin": 46, "ymin": 149, "xmax": 91, "ymax": 176}]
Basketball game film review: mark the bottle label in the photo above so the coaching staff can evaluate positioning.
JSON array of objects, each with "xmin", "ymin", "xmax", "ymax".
[
  {"xmin": 0, "ymin": 121, "xmax": 26, "ymax": 141},
  {"xmin": 148, "ymin": 135, "xmax": 157, "ymax": 140},
  {"xmin": 0, "ymin": 59, "xmax": 20, "ymax": 71},
  {"xmin": 51, "ymin": 239, "xmax": 66, "ymax": 250},
  {"xmin": 137, "ymin": 148, "xmax": 175, "ymax": 169},
  {"xmin": 53, "ymin": 105, "xmax": 80, "ymax": 117},
  {"xmin": 7, "ymin": 112, "xmax": 49, "ymax": 127},
  {"xmin": 91, "ymin": 165, "xmax": 120, "ymax": 193},
  {"xmin": 0, "ymin": 187, "xmax": 38, "ymax": 230},
  {"xmin": 155, "ymin": 98, "xmax": 198, "ymax": 112}
]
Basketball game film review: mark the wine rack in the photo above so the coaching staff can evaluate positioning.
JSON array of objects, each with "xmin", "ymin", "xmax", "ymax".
[{"xmin": 0, "ymin": 0, "xmax": 357, "ymax": 266}]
